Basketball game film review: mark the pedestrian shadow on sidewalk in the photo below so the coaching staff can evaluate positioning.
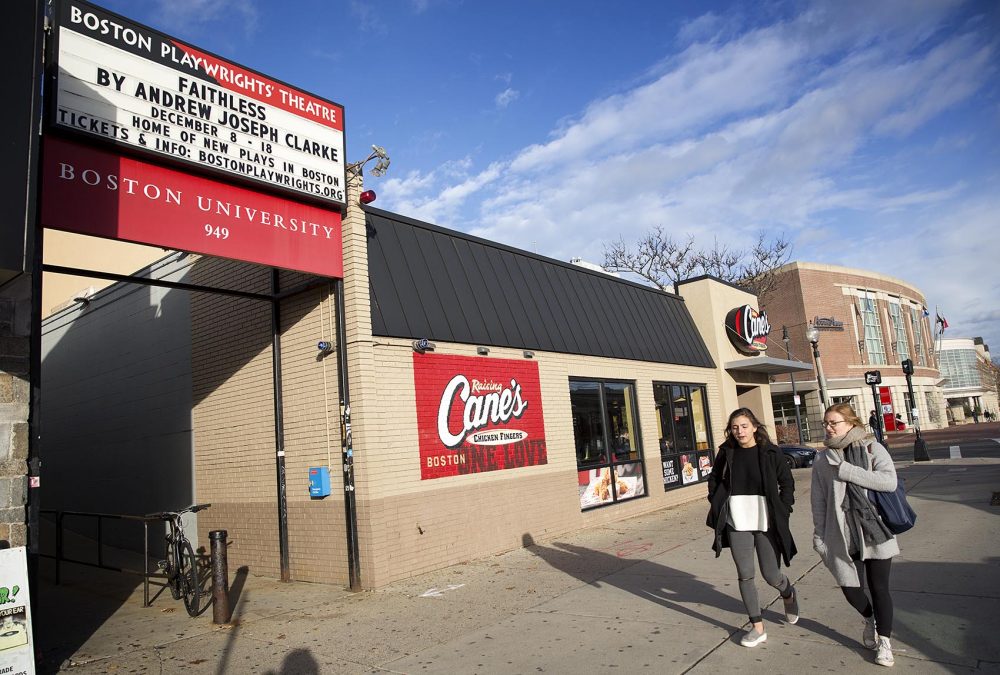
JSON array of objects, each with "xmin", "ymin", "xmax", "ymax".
[
  {"xmin": 521, "ymin": 533, "xmax": 859, "ymax": 649},
  {"xmin": 263, "ymin": 648, "xmax": 320, "ymax": 675}
]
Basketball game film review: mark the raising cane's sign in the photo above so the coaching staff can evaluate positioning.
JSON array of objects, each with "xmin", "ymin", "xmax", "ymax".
[
  {"xmin": 414, "ymin": 354, "xmax": 548, "ymax": 480},
  {"xmin": 725, "ymin": 304, "xmax": 770, "ymax": 355}
]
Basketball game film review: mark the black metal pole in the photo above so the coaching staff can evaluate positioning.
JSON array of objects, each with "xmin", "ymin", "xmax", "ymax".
[
  {"xmin": 210, "ymin": 530, "xmax": 230, "ymax": 624},
  {"xmin": 270, "ymin": 270, "xmax": 290, "ymax": 581},
  {"xmin": 905, "ymin": 370, "xmax": 931, "ymax": 461},
  {"xmin": 782, "ymin": 326, "xmax": 804, "ymax": 443},
  {"xmin": 870, "ymin": 383, "xmax": 883, "ymax": 444},
  {"xmin": 333, "ymin": 279, "xmax": 361, "ymax": 591},
  {"xmin": 811, "ymin": 340, "xmax": 829, "ymax": 408}
]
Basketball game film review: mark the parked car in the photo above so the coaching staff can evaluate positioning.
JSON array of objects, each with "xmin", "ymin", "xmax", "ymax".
[{"xmin": 779, "ymin": 443, "xmax": 817, "ymax": 469}]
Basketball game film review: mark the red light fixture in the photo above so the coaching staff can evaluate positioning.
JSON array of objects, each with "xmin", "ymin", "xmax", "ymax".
[{"xmin": 359, "ymin": 190, "xmax": 377, "ymax": 205}]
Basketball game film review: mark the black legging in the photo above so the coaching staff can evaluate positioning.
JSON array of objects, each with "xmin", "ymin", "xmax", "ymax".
[{"xmin": 840, "ymin": 557, "xmax": 893, "ymax": 637}]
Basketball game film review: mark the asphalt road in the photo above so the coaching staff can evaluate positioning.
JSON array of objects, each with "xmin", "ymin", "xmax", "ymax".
[{"xmin": 884, "ymin": 422, "xmax": 1000, "ymax": 462}]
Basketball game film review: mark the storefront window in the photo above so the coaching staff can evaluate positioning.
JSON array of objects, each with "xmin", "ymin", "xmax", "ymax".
[
  {"xmin": 773, "ymin": 393, "xmax": 809, "ymax": 443},
  {"xmin": 859, "ymin": 294, "xmax": 887, "ymax": 365},
  {"xmin": 909, "ymin": 306, "xmax": 926, "ymax": 367},
  {"xmin": 888, "ymin": 301, "xmax": 909, "ymax": 362},
  {"xmin": 572, "ymin": 379, "xmax": 647, "ymax": 510},
  {"xmin": 654, "ymin": 382, "xmax": 713, "ymax": 491}
]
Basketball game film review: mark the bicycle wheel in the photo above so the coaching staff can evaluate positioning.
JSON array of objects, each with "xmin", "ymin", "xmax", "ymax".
[
  {"xmin": 165, "ymin": 540, "xmax": 182, "ymax": 600},
  {"xmin": 176, "ymin": 539, "xmax": 202, "ymax": 617}
]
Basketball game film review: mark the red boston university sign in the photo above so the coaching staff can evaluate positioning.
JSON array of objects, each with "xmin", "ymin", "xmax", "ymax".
[
  {"xmin": 414, "ymin": 353, "xmax": 548, "ymax": 480},
  {"xmin": 40, "ymin": 137, "xmax": 343, "ymax": 278}
]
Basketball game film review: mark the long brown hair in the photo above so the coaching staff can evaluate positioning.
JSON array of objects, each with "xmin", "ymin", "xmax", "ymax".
[
  {"xmin": 825, "ymin": 402, "xmax": 864, "ymax": 429},
  {"xmin": 724, "ymin": 407, "xmax": 772, "ymax": 447}
]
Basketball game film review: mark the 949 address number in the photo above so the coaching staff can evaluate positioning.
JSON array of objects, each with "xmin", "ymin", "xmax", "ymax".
[{"xmin": 205, "ymin": 224, "xmax": 230, "ymax": 239}]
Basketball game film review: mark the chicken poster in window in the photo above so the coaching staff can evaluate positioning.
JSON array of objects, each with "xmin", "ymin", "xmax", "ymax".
[
  {"xmin": 579, "ymin": 468, "xmax": 616, "ymax": 508},
  {"xmin": 698, "ymin": 452, "xmax": 714, "ymax": 479},
  {"xmin": 615, "ymin": 462, "xmax": 645, "ymax": 501},
  {"xmin": 679, "ymin": 454, "xmax": 699, "ymax": 484},
  {"xmin": 662, "ymin": 456, "xmax": 681, "ymax": 490},
  {"xmin": 414, "ymin": 353, "xmax": 548, "ymax": 479}
]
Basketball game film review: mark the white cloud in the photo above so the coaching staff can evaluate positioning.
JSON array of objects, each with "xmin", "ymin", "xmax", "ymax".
[
  {"xmin": 377, "ymin": 0, "xmax": 998, "ymax": 347},
  {"xmin": 495, "ymin": 88, "xmax": 520, "ymax": 109}
]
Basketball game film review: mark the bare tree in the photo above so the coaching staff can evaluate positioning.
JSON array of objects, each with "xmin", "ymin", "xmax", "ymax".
[{"xmin": 603, "ymin": 229, "xmax": 791, "ymax": 305}]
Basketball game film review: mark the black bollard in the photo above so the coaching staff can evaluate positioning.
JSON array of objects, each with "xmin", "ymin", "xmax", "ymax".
[
  {"xmin": 913, "ymin": 429, "xmax": 931, "ymax": 462},
  {"xmin": 209, "ymin": 530, "xmax": 230, "ymax": 624}
]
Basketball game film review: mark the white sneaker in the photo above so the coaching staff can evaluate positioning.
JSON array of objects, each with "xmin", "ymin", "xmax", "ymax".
[
  {"xmin": 740, "ymin": 626, "xmax": 767, "ymax": 647},
  {"xmin": 862, "ymin": 617, "xmax": 877, "ymax": 649},
  {"xmin": 875, "ymin": 636, "xmax": 894, "ymax": 667}
]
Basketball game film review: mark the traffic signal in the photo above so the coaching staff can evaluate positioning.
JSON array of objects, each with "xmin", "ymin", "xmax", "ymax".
[{"xmin": 901, "ymin": 358, "xmax": 913, "ymax": 375}]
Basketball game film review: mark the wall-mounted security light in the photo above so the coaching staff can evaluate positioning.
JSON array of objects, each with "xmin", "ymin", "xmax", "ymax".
[
  {"xmin": 359, "ymin": 190, "xmax": 377, "ymax": 205},
  {"xmin": 412, "ymin": 338, "xmax": 436, "ymax": 354},
  {"xmin": 317, "ymin": 341, "xmax": 334, "ymax": 354},
  {"xmin": 522, "ymin": 350, "xmax": 535, "ymax": 359},
  {"xmin": 477, "ymin": 346, "xmax": 490, "ymax": 356}
]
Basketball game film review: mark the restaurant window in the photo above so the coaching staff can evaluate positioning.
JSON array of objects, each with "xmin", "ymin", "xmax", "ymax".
[
  {"xmin": 571, "ymin": 379, "xmax": 647, "ymax": 510},
  {"xmin": 654, "ymin": 382, "xmax": 713, "ymax": 492}
]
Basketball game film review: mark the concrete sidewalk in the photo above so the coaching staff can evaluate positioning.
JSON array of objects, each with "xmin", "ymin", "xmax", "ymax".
[{"xmin": 35, "ymin": 455, "xmax": 1000, "ymax": 674}]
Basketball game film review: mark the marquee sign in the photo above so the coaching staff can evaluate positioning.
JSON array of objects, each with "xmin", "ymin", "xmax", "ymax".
[
  {"xmin": 414, "ymin": 353, "xmax": 548, "ymax": 480},
  {"xmin": 50, "ymin": 0, "xmax": 346, "ymax": 207},
  {"xmin": 725, "ymin": 304, "xmax": 770, "ymax": 355}
]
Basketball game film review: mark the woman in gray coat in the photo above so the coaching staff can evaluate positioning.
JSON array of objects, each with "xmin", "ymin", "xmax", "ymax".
[{"xmin": 812, "ymin": 403, "xmax": 899, "ymax": 667}]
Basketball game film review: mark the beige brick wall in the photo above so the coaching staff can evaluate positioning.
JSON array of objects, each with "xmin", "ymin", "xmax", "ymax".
[
  {"xmin": 355, "ymin": 338, "xmax": 721, "ymax": 588},
  {"xmin": 190, "ymin": 258, "xmax": 348, "ymax": 584},
  {"xmin": 184, "ymin": 204, "xmax": 758, "ymax": 589}
]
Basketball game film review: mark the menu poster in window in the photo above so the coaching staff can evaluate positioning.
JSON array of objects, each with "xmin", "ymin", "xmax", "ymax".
[
  {"xmin": 0, "ymin": 547, "xmax": 34, "ymax": 674},
  {"xmin": 579, "ymin": 468, "xmax": 616, "ymax": 508},
  {"xmin": 698, "ymin": 452, "xmax": 713, "ymax": 478},
  {"xmin": 615, "ymin": 462, "xmax": 645, "ymax": 501},
  {"xmin": 414, "ymin": 353, "xmax": 547, "ymax": 479},
  {"xmin": 679, "ymin": 454, "xmax": 698, "ymax": 484},
  {"xmin": 662, "ymin": 456, "xmax": 680, "ymax": 489}
]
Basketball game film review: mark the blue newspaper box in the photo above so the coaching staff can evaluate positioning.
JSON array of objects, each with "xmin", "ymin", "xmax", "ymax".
[{"xmin": 308, "ymin": 466, "xmax": 331, "ymax": 498}]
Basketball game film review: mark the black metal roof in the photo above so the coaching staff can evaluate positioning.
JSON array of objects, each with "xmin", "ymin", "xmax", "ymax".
[{"xmin": 365, "ymin": 207, "xmax": 715, "ymax": 368}]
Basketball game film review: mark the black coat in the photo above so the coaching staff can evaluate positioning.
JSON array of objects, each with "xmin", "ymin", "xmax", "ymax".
[{"xmin": 706, "ymin": 440, "xmax": 797, "ymax": 566}]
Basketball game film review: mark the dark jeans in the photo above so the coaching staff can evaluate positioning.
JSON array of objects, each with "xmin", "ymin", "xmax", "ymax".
[
  {"xmin": 728, "ymin": 528, "xmax": 791, "ymax": 623},
  {"xmin": 841, "ymin": 557, "xmax": 893, "ymax": 637}
]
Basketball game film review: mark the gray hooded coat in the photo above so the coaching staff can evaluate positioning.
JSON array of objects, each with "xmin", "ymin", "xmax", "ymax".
[{"xmin": 810, "ymin": 438, "xmax": 900, "ymax": 587}]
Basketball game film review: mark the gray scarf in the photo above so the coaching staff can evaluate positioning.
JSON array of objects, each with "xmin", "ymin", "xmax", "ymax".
[{"xmin": 824, "ymin": 426, "xmax": 893, "ymax": 551}]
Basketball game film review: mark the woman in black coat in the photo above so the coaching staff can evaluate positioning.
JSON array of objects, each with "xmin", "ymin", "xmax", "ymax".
[{"xmin": 707, "ymin": 407, "xmax": 798, "ymax": 647}]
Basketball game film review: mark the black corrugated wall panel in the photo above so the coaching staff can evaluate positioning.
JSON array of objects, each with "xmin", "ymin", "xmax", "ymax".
[{"xmin": 364, "ymin": 209, "xmax": 715, "ymax": 368}]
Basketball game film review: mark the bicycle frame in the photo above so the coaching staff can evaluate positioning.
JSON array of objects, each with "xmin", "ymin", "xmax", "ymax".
[{"xmin": 147, "ymin": 503, "xmax": 211, "ymax": 616}]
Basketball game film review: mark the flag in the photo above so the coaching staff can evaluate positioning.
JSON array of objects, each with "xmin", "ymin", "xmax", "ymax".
[
  {"xmin": 922, "ymin": 308, "xmax": 929, "ymax": 318},
  {"xmin": 936, "ymin": 311, "xmax": 949, "ymax": 330}
]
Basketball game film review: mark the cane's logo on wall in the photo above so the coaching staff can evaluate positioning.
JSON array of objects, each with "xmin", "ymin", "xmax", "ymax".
[
  {"xmin": 414, "ymin": 353, "xmax": 548, "ymax": 480},
  {"xmin": 725, "ymin": 304, "xmax": 770, "ymax": 355}
]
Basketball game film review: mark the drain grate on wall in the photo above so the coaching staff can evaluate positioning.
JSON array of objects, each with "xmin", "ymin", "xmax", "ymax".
[{"xmin": 992, "ymin": 492, "xmax": 1000, "ymax": 506}]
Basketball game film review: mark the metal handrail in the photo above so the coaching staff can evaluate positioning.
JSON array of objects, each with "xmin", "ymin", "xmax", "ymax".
[{"xmin": 39, "ymin": 508, "xmax": 177, "ymax": 607}]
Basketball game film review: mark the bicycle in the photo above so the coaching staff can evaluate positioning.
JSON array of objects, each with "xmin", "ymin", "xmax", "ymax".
[{"xmin": 146, "ymin": 503, "xmax": 211, "ymax": 617}]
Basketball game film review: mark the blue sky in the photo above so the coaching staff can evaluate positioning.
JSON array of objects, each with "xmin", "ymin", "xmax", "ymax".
[{"xmin": 97, "ymin": 0, "xmax": 1000, "ymax": 351}]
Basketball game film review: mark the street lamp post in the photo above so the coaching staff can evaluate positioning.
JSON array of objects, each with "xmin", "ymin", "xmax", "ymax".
[
  {"xmin": 806, "ymin": 325, "xmax": 829, "ymax": 410},
  {"xmin": 782, "ymin": 325, "xmax": 804, "ymax": 443}
]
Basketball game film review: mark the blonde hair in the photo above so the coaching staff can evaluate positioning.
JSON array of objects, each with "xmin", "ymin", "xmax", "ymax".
[{"xmin": 825, "ymin": 402, "xmax": 864, "ymax": 429}]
